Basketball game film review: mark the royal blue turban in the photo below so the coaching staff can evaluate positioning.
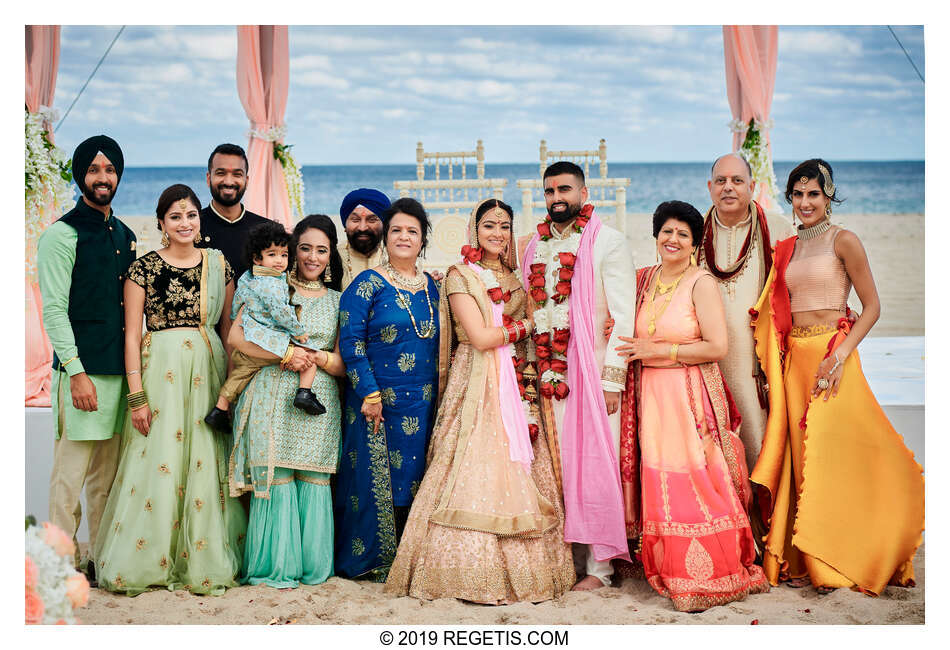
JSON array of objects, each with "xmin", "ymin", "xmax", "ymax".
[
  {"xmin": 72, "ymin": 134, "xmax": 124, "ymax": 194},
  {"xmin": 339, "ymin": 188, "xmax": 391, "ymax": 224}
]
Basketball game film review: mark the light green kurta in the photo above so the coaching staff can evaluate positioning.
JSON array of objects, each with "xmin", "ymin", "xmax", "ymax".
[{"xmin": 38, "ymin": 220, "xmax": 126, "ymax": 440}]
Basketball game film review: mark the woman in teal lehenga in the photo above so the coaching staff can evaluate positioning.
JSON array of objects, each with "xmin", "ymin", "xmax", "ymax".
[
  {"xmin": 228, "ymin": 214, "xmax": 346, "ymax": 588},
  {"xmin": 95, "ymin": 185, "xmax": 246, "ymax": 596}
]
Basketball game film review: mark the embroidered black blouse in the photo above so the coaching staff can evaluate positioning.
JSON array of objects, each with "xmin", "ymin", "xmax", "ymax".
[{"xmin": 127, "ymin": 251, "xmax": 234, "ymax": 331}]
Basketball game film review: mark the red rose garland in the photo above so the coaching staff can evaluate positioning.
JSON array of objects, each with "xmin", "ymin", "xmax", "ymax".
[{"xmin": 528, "ymin": 204, "xmax": 594, "ymax": 400}]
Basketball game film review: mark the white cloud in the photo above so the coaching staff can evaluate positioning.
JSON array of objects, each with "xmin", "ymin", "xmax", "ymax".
[
  {"xmin": 780, "ymin": 30, "xmax": 862, "ymax": 56},
  {"xmin": 295, "ymin": 70, "xmax": 351, "ymax": 90},
  {"xmin": 290, "ymin": 54, "xmax": 332, "ymax": 71}
]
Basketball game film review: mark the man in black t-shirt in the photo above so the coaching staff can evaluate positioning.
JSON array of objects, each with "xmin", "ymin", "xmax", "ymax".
[{"xmin": 196, "ymin": 143, "xmax": 270, "ymax": 280}]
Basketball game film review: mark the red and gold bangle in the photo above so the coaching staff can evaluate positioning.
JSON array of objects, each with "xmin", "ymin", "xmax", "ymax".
[{"xmin": 501, "ymin": 326, "xmax": 511, "ymax": 346}]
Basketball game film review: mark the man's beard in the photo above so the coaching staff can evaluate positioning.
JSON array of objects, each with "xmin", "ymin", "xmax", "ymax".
[
  {"xmin": 547, "ymin": 200, "xmax": 581, "ymax": 224},
  {"xmin": 347, "ymin": 229, "xmax": 382, "ymax": 255},
  {"xmin": 82, "ymin": 183, "xmax": 115, "ymax": 207},
  {"xmin": 210, "ymin": 182, "xmax": 246, "ymax": 207}
]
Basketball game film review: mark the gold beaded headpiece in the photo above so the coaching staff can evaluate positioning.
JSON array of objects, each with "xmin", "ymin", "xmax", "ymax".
[{"xmin": 817, "ymin": 163, "xmax": 835, "ymax": 198}]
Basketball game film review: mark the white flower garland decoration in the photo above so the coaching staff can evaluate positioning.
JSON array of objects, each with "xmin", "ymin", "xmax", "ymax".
[
  {"xmin": 25, "ymin": 108, "xmax": 74, "ymax": 281},
  {"xmin": 249, "ymin": 125, "xmax": 305, "ymax": 219},
  {"xmin": 729, "ymin": 117, "xmax": 781, "ymax": 213},
  {"xmin": 531, "ymin": 229, "xmax": 582, "ymax": 388}
]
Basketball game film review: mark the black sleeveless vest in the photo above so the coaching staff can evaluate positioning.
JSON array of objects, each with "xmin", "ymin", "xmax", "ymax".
[{"xmin": 51, "ymin": 200, "xmax": 137, "ymax": 375}]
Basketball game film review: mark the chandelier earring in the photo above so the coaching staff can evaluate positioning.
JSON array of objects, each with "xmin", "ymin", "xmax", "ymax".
[
  {"xmin": 690, "ymin": 248, "xmax": 697, "ymax": 266},
  {"xmin": 825, "ymin": 204, "xmax": 833, "ymax": 217},
  {"xmin": 160, "ymin": 230, "xmax": 170, "ymax": 247},
  {"xmin": 193, "ymin": 229, "xmax": 202, "ymax": 244},
  {"xmin": 324, "ymin": 263, "xmax": 332, "ymax": 283}
]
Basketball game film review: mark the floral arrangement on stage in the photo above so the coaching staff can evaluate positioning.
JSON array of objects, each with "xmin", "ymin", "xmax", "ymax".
[
  {"xmin": 249, "ymin": 124, "xmax": 306, "ymax": 220},
  {"xmin": 273, "ymin": 141, "xmax": 305, "ymax": 219},
  {"xmin": 25, "ymin": 108, "xmax": 73, "ymax": 281},
  {"xmin": 730, "ymin": 117, "xmax": 781, "ymax": 212},
  {"xmin": 25, "ymin": 517, "xmax": 89, "ymax": 624}
]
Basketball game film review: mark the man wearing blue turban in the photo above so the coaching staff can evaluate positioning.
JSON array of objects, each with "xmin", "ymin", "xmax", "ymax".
[{"xmin": 337, "ymin": 188, "xmax": 391, "ymax": 289}]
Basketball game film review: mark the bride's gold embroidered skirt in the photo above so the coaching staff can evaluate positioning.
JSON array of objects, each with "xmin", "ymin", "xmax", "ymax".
[{"xmin": 384, "ymin": 342, "xmax": 575, "ymax": 603}]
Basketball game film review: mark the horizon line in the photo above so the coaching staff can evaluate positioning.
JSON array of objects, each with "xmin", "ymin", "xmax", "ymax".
[{"xmin": 122, "ymin": 158, "xmax": 926, "ymax": 168}]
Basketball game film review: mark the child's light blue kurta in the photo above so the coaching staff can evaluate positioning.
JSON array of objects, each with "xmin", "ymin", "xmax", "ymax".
[{"xmin": 232, "ymin": 270, "xmax": 309, "ymax": 357}]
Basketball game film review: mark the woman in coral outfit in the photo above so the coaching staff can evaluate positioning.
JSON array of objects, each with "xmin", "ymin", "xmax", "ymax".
[
  {"xmin": 750, "ymin": 159, "xmax": 923, "ymax": 595},
  {"xmin": 617, "ymin": 200, "xmax": 768, "ymax": 612}
]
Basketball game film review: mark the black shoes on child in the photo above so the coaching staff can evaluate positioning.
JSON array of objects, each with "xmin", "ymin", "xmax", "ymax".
[
  {"xmin": 204, "ymin": 407, "xmax": 232, "ymax": 434},
  {"xmin": 205, "ymin": 389, "xmax": 325, "ymax": 431},
  {"xmin": 293, "ymin": 388, "xmax": 327, "ymax": 415}
]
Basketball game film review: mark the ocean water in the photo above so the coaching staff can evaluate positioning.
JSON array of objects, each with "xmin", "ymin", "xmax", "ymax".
[{"xmin": 109, "ymin": 160, "xmax": 924, "ymax": 217}]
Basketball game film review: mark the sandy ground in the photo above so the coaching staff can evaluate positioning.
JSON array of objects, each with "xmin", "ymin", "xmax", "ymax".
[
  {"xmin": 79, "ymin": 543, "xmax": 924, "ymax": 625},
  {"xmin": 123, "ymin": 212, "xmax": 924, "ymax": 337}
]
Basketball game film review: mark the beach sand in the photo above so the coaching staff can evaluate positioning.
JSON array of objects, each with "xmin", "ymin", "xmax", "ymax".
[
  {"xmin": 124, "ymin": 212, "xmax": 923, "ymax": 337},
  {"xmin": 80, "ymin": 543, "xmax": 924, "ymax": 625}
]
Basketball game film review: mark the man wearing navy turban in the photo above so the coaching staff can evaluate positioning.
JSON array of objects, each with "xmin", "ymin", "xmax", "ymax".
[
  {"xmin": 37, "ymin": 135, "xmax": 137, "ymax": 583},
  {"xmin": 337, "ymin": 188, "xmax": 391, "ymax": 289}
]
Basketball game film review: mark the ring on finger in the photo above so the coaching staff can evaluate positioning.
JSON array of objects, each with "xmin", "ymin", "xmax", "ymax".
[{"xmin": 817, "ymin": 377, "xmax": 830, "ymax": 390}]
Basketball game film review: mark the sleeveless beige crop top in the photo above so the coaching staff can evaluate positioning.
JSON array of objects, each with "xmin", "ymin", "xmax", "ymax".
[{"xmin": 785, "ymin": 226, "xmax": 851, "ymax": 313}]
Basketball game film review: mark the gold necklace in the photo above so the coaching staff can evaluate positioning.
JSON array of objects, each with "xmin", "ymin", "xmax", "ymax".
[
  {"xmin": 393, "ymin": 281, "xmax": 436, "ymax": 339},
  {"xmin": 289, "ymin": 268, "xmax": 324, "ymax": 291},
  {"xmin": 647, "ymin": 266, "xmax": 688, "ymax": 335},
  {"xmin": 386, "ymin": 261, "xmax": 426, "ymax": 290}
]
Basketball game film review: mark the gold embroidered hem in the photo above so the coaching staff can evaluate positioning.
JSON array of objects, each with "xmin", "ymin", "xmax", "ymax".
[
  {"xmin": 428, "ymin": 507, "xmax": 556, "ymax": 538},
  {"xmin": 601, "ymin": 365, "xmax": 627, "ymax": 385},
  {"xmin": 295, "ymin": 473, "xmax": 330, "ymax": 486},
  {"xmin": 789, "ymin": 323, "xmax": 838, "ymax": 338}
]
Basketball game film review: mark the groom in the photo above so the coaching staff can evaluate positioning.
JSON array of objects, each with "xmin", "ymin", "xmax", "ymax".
[{"xmin": 520, "ymin": 161, "xmax": 633, "ymax": 590}]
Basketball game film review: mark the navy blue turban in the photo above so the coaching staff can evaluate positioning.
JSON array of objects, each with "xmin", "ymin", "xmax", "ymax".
[
  {"xmin": 72, "ymin": 135, "xmax": 125, "ymax": 194},
  {"xmin": 339, "ymin": 188, "xmax": 391, "ymax": 223}
]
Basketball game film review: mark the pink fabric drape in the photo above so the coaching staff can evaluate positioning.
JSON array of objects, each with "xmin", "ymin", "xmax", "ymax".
[
  {"xmin": 236, "ymin": 25, "xmax": 292, "ymax": 229},
  {"xmin": 465, "ymin": 261, "xmax": 534, "ymax": 471},
  {"xmin": 723, "ymin": 25, "xmax": 779, "ymax": 211},
  {"xmin": 25, "ymin": 25, "xmax": 61, "ymax": 407},
  {"xmin": 522, "ymin": 213, "xmax": 630, "ymax": 563}
]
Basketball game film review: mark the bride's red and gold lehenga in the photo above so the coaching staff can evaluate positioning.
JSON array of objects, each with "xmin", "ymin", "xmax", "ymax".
[{"xmin": 620, "ymin": 266, "xmax": 769, "ymax": 612}]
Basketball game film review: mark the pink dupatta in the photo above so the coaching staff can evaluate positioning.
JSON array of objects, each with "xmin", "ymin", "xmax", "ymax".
[
  {"xmin": 465, "ymin": 260, "xmax": 534, "ymax": 471},
  {"xmin": 523, "ymin": 212, "xmax": 629, "ymax": 562}
]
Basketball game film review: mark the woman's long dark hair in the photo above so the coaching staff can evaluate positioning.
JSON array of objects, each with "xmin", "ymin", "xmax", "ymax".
[{"xmin": 289, "ymin": 214, "xmax": 343, "ymax": 292}]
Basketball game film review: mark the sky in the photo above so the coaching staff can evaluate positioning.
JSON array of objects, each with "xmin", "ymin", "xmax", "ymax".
[{"xmin": 49, "ymin": 24, "xmax": 924, "ymax": 167}]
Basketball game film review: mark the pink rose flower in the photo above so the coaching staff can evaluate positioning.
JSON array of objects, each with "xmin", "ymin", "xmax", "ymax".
[
  {"xmin": 41, "ymin": 521, "xmax": 75, "ymax": 558},
  {"xmin": 25, "ymin": 588, "xmax": 44, "ymax": 624},
  {"xmin": 26, "ymin": 556, "xmax": 38, "ymax": 590},
  {"xmin": 65, "ymin": 573, "xmax": 90, "ymax": 609}
]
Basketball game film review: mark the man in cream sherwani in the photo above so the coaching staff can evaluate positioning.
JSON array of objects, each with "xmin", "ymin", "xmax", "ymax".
[
  {"xmin": 520, "ymin": 161, "xmax": 633, "ymax": 590},
  {"xmin": 698, "ymin": 153, "xmax": 794, "ymax": 537}
]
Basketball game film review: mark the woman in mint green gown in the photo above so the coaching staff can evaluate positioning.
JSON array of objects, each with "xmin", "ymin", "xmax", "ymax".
[
  {"xmin": 228, "ymin": 214, "xmax": 346, "ymax": 588},
  {"xmin": 95, "ymin": 185, "xmax": 246, "ymax": 596}
]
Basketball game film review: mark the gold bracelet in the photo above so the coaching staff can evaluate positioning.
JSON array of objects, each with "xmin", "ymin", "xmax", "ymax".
[
  {"xmin": 281, "ymin": 345, "xmax": 295, "ymax": 365},
  {"xmin": 127, "ymin": 390, "xmax": 148, "ymax": 409},
  {"xmin": 501, "ymin": 326, "xmax": 510, "ymax": 346},
  {"xmin": 670, "ymin": 343, "xmax": 679, "ymax": 362},
  {"xmin": 61, "ymin": 356, "xmax": 79, "ymax": 368},
  {"xmin": 364, "ymin": 390, "xmax": 382, "ymax": 404}
]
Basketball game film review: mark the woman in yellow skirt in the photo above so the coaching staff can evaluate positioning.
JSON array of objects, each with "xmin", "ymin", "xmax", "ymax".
[{"xmin": 750, "ymin": 159, "xmax": 923, "ymax": 595}]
